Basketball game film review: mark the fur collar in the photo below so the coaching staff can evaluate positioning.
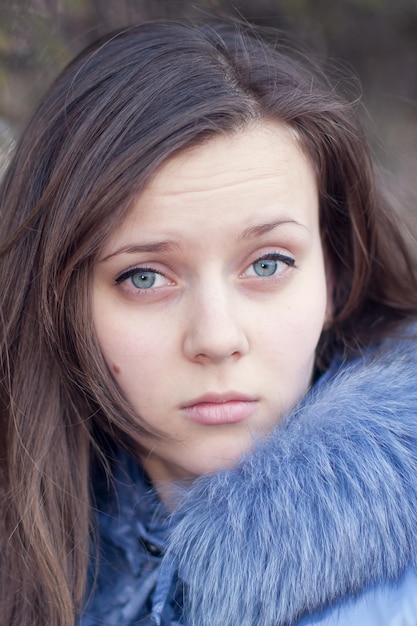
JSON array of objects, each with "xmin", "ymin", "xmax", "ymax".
[{"xmin": 167, "ymin": 331, "xmax": 417, "ymax": 625}]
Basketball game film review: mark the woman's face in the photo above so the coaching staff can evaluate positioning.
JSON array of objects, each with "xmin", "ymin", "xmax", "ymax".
[{"xmin": 93, "ymin": 122, "xmax": 329, "ymax": 488}]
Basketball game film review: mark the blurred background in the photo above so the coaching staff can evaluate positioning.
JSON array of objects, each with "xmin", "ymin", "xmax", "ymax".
[{"xmin": 0, "ymin": 0, "xmax": 416, "ymax": 212}]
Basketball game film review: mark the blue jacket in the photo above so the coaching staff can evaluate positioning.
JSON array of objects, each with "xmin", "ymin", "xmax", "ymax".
[{"xmin": 79, "ymin": 329, "xmax": 417, "ymax": 625}]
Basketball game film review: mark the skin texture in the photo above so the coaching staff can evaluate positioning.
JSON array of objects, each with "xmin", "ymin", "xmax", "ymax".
[{"xmin": 93, "ymin": 123, "xmax": 329, "ymax": 492}]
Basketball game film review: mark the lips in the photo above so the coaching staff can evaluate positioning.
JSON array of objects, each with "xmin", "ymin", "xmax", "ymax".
[{"xmin": 181, "ymin": 393, "xmax": 258, "ymax": 426}]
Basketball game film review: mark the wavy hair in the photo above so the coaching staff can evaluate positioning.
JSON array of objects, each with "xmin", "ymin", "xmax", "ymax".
[{"xmin": 1, "ymin": 20, "xmax": 416, "ymax": 625}]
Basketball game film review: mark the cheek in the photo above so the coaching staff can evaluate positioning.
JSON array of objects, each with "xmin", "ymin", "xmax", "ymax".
[
  {"xmin": 100, "ymin": 334, "xmax": 165, "ymax": 378},
  {"xmin": 95, "ymin": 305, "xmax": 167, "ymax": 363},
  {"xmin": 94, "ymin": 311, "xmax": 175, "ymax": 403},
  {"xmin": 259, "ymin": 282, "xmax": 327, "ymax": 372}
]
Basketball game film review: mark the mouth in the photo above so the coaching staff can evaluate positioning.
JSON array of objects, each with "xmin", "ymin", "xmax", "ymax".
[{"xmin": 181, "ymin": 392, "xmax": 258, "ymax": 426}]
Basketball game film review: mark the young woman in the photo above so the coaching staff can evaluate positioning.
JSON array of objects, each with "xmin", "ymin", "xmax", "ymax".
[{"xmin": 1, "ymin": 20, "xmax": 417, "ymax": 626}]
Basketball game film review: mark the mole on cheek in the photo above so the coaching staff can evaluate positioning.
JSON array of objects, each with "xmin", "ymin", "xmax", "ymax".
[{"xmin": 112, "ymin": 364, "xmax": 121, "ymax": 375}]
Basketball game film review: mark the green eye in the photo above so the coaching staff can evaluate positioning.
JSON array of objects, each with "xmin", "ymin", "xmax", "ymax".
[
  {"xmin": 131, "ymin": 271, "xmax": 156, "ymax": 289},
  {"xmin": 115, "ymin": 267, "xmax": 164, "ymax": 290},
  {"xmin": 244, "ymin": 253, "xmax": 295, "ymax": 279},
  {"xmin": 252, "ymin": 258, "xmax": 278, "ymax": 276}
]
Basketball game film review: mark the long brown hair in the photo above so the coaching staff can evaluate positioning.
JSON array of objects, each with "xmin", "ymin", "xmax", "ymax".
[{"xmin": 1, "ymin": 20, "xmax": 416, "ymax": 625}]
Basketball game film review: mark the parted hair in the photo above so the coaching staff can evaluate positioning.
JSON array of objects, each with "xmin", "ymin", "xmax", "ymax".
[{"xmin": 1, "ymin": 20, "xmax": 416, "ymax": 626}]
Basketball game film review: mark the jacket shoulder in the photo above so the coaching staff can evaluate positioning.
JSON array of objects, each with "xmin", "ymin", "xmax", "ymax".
[{"xmin": 299, "ymin": 565, "xmax": 417, "ymax": 625}]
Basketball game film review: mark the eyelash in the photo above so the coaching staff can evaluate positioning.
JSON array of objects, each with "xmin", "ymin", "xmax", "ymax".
[
  {"xmin": 115, "ymin": 266, "xmax": 166, "ymax": 287},
  {"xmin": 247, "ymin": 252, "xmax": 296, "ymax": 275},
  {"xmin": 114, "ymin": 252, "xmax": 296, "ymax": 292}
]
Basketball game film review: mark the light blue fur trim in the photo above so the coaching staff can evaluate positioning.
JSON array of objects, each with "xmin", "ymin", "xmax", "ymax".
[{"xmin": 167, "ymin": 333, "xmax": 417, "ymax": 625}]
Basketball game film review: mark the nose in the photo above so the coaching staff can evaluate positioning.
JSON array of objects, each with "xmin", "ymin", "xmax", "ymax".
[{"xmin": 183, "ymin": 285, "xmax": 249, "ymax": 364}]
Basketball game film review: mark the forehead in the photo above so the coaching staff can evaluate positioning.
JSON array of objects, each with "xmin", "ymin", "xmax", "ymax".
[
  {"xmin": 101, "ymin": 121, "xmax": 319, "ymax": 255},
  {"xmin": 144, "ymin": 121, "xmax": 310, "ymax": 196}
]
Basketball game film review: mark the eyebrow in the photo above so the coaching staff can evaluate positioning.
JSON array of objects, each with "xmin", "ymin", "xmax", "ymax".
[
  {"xmin": 101, "ymin": 219, "xmax": 308, "ymax": 262},
  {"xmin": 239, "ymin": 219, "xmax": 308, "ymax": 239},
  {"xmin": 100, "ymin": 240, "xmax": 183, "ymax": 262}
]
